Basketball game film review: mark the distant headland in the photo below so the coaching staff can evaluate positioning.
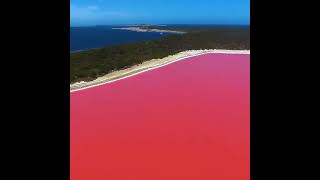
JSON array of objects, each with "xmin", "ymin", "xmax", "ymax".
[{"xmin": 112, "ymin": 25, "xmax": 186, "ymax": 34}]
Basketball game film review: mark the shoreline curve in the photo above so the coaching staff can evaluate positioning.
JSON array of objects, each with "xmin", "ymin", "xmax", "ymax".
[{"xmin": 70, "ymin": 49, "xmax": 250, "ymax": 93}]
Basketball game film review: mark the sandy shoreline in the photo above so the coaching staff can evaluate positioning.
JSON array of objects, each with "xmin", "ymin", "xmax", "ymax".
[{"xmin": 70, "ymin": 49, "xmax": 250, "ymax": 92}]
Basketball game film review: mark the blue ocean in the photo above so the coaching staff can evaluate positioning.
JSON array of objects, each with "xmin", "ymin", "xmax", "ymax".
[
  {"xmin": 70, "ymin": 26, "xmax": 171, "ymax": 52},
  {"xmin": 70, "ymin": 25, "xmax": 249, "ymax": 52}
]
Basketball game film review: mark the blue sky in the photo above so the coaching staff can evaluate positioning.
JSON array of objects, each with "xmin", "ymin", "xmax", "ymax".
[{"xmin": 71, "ymin": 0, "xmax": 250, "ymax": 26}]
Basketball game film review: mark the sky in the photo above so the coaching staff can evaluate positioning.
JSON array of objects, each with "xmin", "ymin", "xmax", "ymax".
[{"xmin": 70, "ymin": 0, "xmax": 250, "ymax": 26}]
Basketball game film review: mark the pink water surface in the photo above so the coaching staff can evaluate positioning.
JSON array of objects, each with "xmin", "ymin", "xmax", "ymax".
[{"xmin": 71, "ymin": 53, "xmax": 250, "ymax": 180}]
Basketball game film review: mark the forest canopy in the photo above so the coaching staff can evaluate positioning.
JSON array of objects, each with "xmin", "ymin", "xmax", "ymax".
[{"xmin": 70, "ymin": 27, "xmax": 250, "ymax": 83}]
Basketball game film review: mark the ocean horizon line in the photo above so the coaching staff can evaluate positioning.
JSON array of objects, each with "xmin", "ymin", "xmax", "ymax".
[{"xmin": 70, "ymin": 24, "xmax": 250, "ymax": 28}]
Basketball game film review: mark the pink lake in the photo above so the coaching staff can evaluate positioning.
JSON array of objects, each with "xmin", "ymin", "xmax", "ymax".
[{"xmin": 71, "ymin": 53, "xmax": 250, "ymax": 180}]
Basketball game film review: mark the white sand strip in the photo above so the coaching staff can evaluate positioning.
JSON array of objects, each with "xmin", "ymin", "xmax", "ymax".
[{"xmin": 70, "ymin": 49, "xmax": 250, "ymax": 93}]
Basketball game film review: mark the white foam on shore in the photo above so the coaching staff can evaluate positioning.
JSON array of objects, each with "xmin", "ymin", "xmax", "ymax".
[{"xmin": 70, "ymin": 49, "xmax": 250, "ymax": 93}]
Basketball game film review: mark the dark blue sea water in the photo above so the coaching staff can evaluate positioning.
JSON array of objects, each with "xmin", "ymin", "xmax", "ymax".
[
  {"xmin": 70, "ymin": 26, "xmax": 170, "ymax": 52},
  {"xmin": 70, "ymin": 25, "xmax": 249, "ymax": 52}
]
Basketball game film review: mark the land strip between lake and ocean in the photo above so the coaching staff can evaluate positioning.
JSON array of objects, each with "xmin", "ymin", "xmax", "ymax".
[
  {"xmin": 70, "ymin": 26, "xmax": 250, "ymax": 91},
  {"xmin": 70, "ymin": 49, "xmax": 250, "ymax": 92}
]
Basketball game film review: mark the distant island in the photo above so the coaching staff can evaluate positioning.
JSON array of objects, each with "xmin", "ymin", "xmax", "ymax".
[
  {"xmin": 112, "ymin": 27, "xmax": 186, "ymax": 34},
  {"xmin": 113, "ymin": 24, "xmax": 168, "ymax": 27}
]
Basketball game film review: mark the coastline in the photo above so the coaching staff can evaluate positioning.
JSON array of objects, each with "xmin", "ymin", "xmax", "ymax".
[
  {"xmin": 70, "ymin": 49, "xmax": 250, "ymax": 92},
  {"xmin": 112, "ymin": 27, "xmax": 186, "ymax": 34},
  {"xmin": 70, "ymin": 47, "xmax": 101, "ymax": 54}
]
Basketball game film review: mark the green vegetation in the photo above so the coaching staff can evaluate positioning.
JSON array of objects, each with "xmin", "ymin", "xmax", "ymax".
[{"xmin": 71, "ymin": 27, "xmax": 250, "ymax": 83}]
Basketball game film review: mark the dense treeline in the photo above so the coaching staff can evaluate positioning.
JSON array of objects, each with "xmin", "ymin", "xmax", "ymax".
[{"xmin": 70, "ymin": 28, "xmax": 250, "ymax": 83}]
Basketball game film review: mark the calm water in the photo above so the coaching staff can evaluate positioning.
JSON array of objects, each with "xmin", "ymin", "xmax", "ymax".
[
  {"xmin": 71, "ymin": 53, "xmax": 250, "ymax": 180},
  {"xmin": 70, "ymin": 25, "xmax": 249, "ymax": 52},
  {"xmin": 70, "ymin": 26, "xmax": 171, "ymax": 52}
]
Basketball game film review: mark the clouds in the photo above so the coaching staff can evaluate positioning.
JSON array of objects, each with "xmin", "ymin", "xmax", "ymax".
[{"xmin": 70, "ymin": 4, "xmax": 133, "ymax": 26}]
